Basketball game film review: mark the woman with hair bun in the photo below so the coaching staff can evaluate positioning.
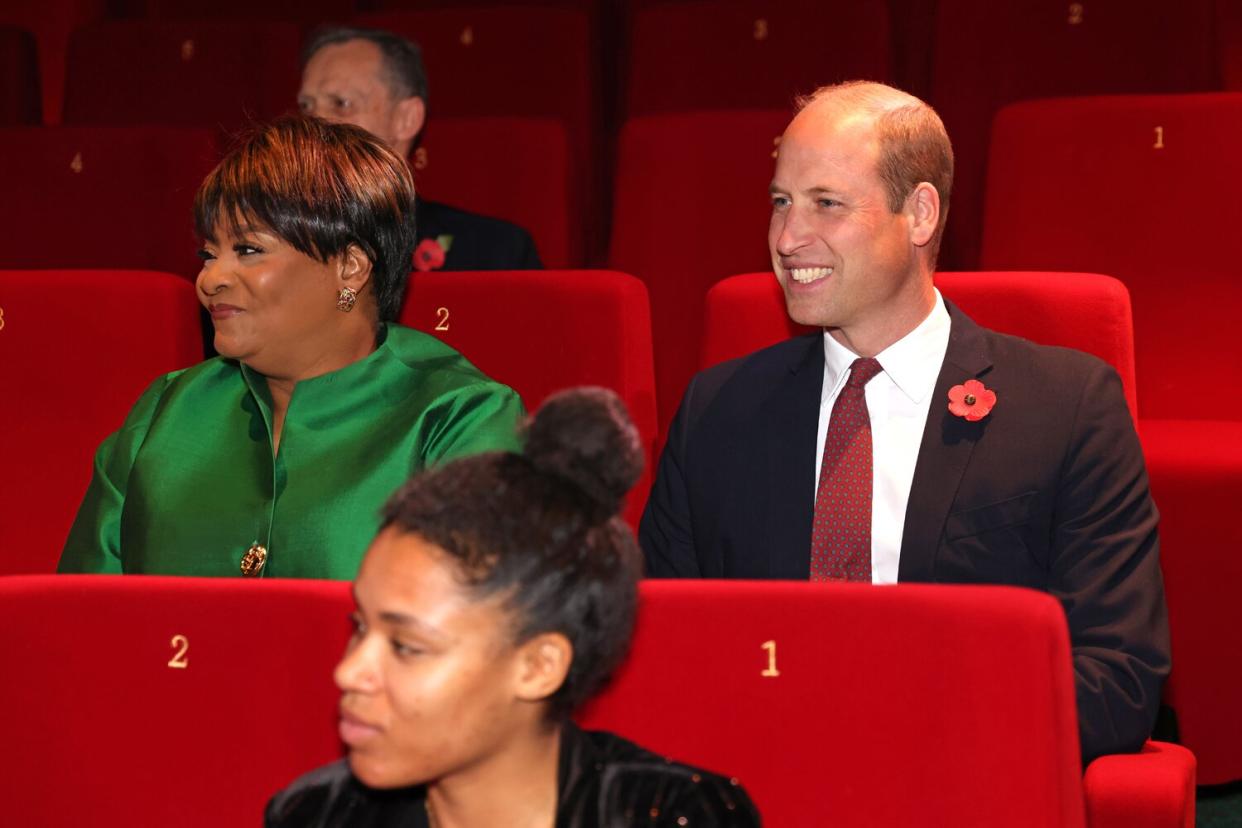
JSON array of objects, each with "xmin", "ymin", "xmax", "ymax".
[
  {"xmin": 58, "ymin": 115, "xmax": 523, "ymax": 578},
  {"xmin": 266, "ymin": 387, "xmax": 761, "ymax": 828}
]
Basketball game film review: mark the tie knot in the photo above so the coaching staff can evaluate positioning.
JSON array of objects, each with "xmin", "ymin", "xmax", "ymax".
[{"xmin": 846, "ymin": 357, "xmax": 883, "ymax": 388}]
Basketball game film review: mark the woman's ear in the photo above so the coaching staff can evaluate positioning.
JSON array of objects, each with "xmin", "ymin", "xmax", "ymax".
[
  {"xmin": 513, "ymin": 632, "xmax": 573, "ymax": 704},
  {"xmin": 338, "ymin": 243, "xmax": 374, "ymax": 293}
]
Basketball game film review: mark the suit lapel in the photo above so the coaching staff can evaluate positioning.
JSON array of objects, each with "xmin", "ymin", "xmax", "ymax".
[
  {"xmin": 761, "ymin": 334, "xmax": 824, "ymax": 579},
  {"xmin": 898, "ymin": 301, "xmax": 993, "ymax": 582}
]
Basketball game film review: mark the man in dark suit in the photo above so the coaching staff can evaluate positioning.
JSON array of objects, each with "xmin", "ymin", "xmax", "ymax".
[
  {"xmin": 639, "ymin": 81, "xmax": 1169, "ymax": 764},
  {"xmin": 298, "ymin": 27, "xmax": 542, "ymax": 271}
]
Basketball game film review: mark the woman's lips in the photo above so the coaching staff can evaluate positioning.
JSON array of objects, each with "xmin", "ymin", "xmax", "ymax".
[
  {"xmin": 208, "ymin": 304, "xmax": 243, "ymax": 320},
  {"xmin": 339, "ymin": 711, "xmax": 382, "ymax": 746}
]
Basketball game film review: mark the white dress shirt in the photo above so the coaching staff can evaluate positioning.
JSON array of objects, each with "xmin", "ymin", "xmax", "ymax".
[{"xmin": 815, "ymin": 291, "xmax": 952, "ymax": 584}]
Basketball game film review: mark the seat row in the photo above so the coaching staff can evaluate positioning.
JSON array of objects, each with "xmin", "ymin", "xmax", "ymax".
[
  {"xmin": 2, "ymin": 0, "xmax": 1242, "ymax": 266},
  {"xmin": 0, "ymin": 574, "xmax": 1195, "ymax": 827},
  {"xmin": 2, "ymin": 267, "xmax": 1239, "ymax": 784}
]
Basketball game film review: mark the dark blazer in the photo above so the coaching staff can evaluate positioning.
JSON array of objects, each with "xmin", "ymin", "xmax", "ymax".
[
  {"xmin": 640, "ymin": 301, "xmax": 1170, "ymax": 764},
  {"xmin": 264, "ymin": 723, "xmax": 760, "ymax": 827},
  {"xmin": 415, "ymin": 198, "xmax": 542, "ymax": 271}
]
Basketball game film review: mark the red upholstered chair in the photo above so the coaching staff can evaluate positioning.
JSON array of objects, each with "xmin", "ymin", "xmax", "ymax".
[
  {"xmin": 133, "ymin": 0, "xmax": 353, "ymax": 21},
  {"xmin": 579, "ymin": 581, "xmax": 1089, "ymax": 826},
  {"xmin": 399, "ymin": 270, "xmax": 657, "ymax": 527},
  {"xmin": 608, "ymin": 109, "xmax": 790, "ymax": 435},
  {"xmin": 622, "ymin": 0, "xmax": 890, "ymax": 118},
  {"xmin": 62, "ymin": 21, "xmax": 302, "ymax": 136},
  {"xmin": 0, "ymin": 271, "xmax": 202, "ymax": 574},
  {"xmin": 0, "ymin": 575, "xmax": 352, "ymax": 827},
  {"xmin": 981, "ymin": 94, "xmax": 1242, "ymax": 782},
  {"xmin": 0, "ymin": 0, "xmax": 105, "ymax": 123},
  {"xmin": 0, "ymin": 126, "xmax": 218, "ymax": 277},
  {"xmin": 0, "ymin": 26, "xmax": 40, "ymax": 125},
  {"xmin": 703, "ymin": 271, "xmax": 1138, "ymax": 417},
  {"xmin": 410, "ymin": 116, "xmax": 575, "ymax": 268},
  {"xmin": 358, "ymin": 7, "xmax": 596, "ymax": 265},
  {"xmin": 578, "ymin": 581, "xmax": 1195, "ymax": 828},
  {"xmin": 929, "ymin": 0, "xmax": 1218, "ymax": 269},
  {"xmin": 1224, "ymin": 0, "xmax": 1242, "ymax": 91}
]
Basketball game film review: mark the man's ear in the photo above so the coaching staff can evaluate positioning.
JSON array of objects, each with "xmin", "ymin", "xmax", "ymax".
[
  {"xmin": 338, "ymin": 243, "xmax": 374, "ymax": 293},
  {"xmin": 513, "ymin": 632, "xmax": 573, "ymax": 704},
  {"xmin": 393, "ymin": 96, "xmax": 427, "ymax": 147},
  {"xmin": 906, "ymin": 182, "xmax": 941, "ymax": 249}
]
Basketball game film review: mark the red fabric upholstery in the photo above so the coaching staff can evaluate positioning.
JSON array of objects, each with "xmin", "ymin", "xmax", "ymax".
[
  {"xmin": 982, "ymin": 93, "xmax": 1241, "ymax": 421},
  {"xmin": 359, "ymin": 7, "xmax": 596, "ymax": 265},
  {"xmin": 0, "ymin": 126, "xmax": 218, "ymax": 277},
  {"xmin": 1085, "ymin": 741, "xmax": 1196, "ymax": 828},
  {"xmin": 578, "ymin": 581, "xmax": 1087, "ymax": 827},
  {"xmin": 1225, "ymin": 1, "xmax": 1242, "ymax": 91},
  {"xmin": 399, "ymin": 270, "xmax": 657, "ymax": 527},
  {"xmin": 930, "ymin": 0, "xmax": 1218, "ymax": 269},
  {"xmin": 0, "ymin": 0, "xmax": 105, "ymax": 123},
  {"xmin": 135, "ymin": 0, "xmax": 353, "ymax": 20},
  {"xmin": 1138, "ymin": 418, "xmax": 1242, "ymax": 785},
  {"xmin": 412, "ymin": 116, "xmax": 575, "ymax": 268},
  {"xmin": 623, "ymin": 0, "xmax": 890, "ymax": 117},
  {"xmin": 62, "ymin": 21, "xmax": 302, "ymax": 136},
  {"xmin": 0, "ymin": 271, "xmax": 202, "ymax": 574},
  {"xmin": 702, "ymin": 271, "xmax": 1139, "ymax": 417},
  {"xmin": 0, "ymin": 575, "xmax": 352, "ymax": 826},
  {"xmin": 0, "ymin": 26, "xmax": 39, "ymax": 125},
  {"xmin": 608, "ymin": 109, "xmax": 790, "ymax": 435}
]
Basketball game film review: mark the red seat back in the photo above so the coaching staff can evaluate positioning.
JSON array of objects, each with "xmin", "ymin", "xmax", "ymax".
[
  {"xmin": 0, "ymin": 270, "xmax": 203, "ymax": 573},
  {"xmin": 63, "ymin": 20, "xmax": 301, "ymax": 135},
  {"xmin": 929, "ymin": 0, "xmax": 1218, "ymax": 269},
  {"xmin": 578, "ymin": 580, "xmax": 1086, "ymax": 827},
  {"xmin": 981, "ymin": 93, "xmax": 1242, "ymax": 420},
  {"xmin": 608, "ymin": 109, "xmax": 790, "ymax": 435},
  {"xmin": 0, "ymin": 575, "xmax": 352, "ymax": 826},
  {"xmin": 0, "ymin": 0, "xmax": 106, "ymax": 123},
  {"xmin": 623, "ymin": 0, "xmax": 890, "ymax": 117},
  {"xmin": 399, "ymin": 270, "xmax": 657, "ymax": 526},
  {"xmin": 702, "ymin": 271, "xmax": 1138, "ymax": 419},
  {"xmin": 414, "ymin": 116, "xmax": 574, "ymax": 268},
  {"xmin": 0, "ymin": 25, "xmax": 40, "ymax": 125},
  {"xmin": 0, "ymin": 126, "xmax": 218, "ymax": 277}
]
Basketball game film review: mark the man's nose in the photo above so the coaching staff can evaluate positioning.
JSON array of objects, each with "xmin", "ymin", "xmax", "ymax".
[{"xmin": 774, "ymin": 205, "xmax": 811, "ymax": 257}]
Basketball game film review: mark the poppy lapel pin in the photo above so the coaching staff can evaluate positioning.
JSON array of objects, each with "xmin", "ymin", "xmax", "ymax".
[{"xmin": 947, "ymin": 379, "xmax": 997, "ymax": 422}]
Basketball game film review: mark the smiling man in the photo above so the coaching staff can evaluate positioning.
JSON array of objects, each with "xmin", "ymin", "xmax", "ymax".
[
  {"xmin": 299, "ymin": 27, "xmax": 541, "ymax": 272},
  {"xmin": 638, "ymin": 81, "xmax": 1170, "ymax": 764}
]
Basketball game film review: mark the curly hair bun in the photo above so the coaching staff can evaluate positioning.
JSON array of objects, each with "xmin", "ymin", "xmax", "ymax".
[{"xmin": 524, "ymin": 387, "xmax": 644, "ymax": 523}]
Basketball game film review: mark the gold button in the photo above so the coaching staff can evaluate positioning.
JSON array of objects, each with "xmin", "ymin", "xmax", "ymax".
[
  {"xmin": 964, "ymin": 393, "xmax": 977, "ymax": 405},
  {"xmin": 240, "ymin": 542, "xmax": 267, "ymax": 576}
]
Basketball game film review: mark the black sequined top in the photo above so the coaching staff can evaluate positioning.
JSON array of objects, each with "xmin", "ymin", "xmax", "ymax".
[{"xmin": 265, "ymin": 723, "xmax": 762, "ymax": 827}]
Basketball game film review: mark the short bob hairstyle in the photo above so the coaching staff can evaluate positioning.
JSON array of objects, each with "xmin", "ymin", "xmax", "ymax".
[
  {"xmin": 194, "ymin": 115, "xmax": 417, "ymax": 322},
  {"xmin": 380, "ymin": 387, "xmax": 645, "ymax": 719}
]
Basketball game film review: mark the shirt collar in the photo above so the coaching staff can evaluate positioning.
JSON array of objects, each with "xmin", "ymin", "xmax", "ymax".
[{"xmin": 821, "ymin": 289, "xmax": 951, "ymax": 404}]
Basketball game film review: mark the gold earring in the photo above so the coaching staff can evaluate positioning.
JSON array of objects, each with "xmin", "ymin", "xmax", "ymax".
[{"xmin": 336, "ymin": 286, "xmax": 358, "ymax": 312}]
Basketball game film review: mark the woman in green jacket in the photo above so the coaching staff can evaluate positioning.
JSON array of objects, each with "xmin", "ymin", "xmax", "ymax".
[{"xmin": 58, "ymin": 116, "xmax": 523, "ymax": 579}]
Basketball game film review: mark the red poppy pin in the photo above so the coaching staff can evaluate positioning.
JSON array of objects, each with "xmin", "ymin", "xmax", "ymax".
[
  {"xmin": 413, "ymin": 234, "xmax": 453, "ymax": 272},
  {"xmin": 947, "ymin": 379, "xmax": 997, "ymax": 422}
]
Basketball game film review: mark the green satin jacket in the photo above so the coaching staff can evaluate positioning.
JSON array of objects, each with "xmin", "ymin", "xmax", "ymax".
[{"xmin": 58, "ymin": 325, "xmax": 524, "ymax": 579}]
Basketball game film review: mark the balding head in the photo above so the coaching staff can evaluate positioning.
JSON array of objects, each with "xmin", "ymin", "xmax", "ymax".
[{"xmin": 793, "ymin": 81, "xmax": 954, "ymax": 267}]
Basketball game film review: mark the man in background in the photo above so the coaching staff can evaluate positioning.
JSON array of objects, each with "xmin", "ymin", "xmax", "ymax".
[{"xmin": 299, "ymin": 27, "xmax": 541, "ymax": 272}]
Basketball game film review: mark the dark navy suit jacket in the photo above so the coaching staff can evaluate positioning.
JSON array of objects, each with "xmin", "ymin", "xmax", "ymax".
[{"xmin": 640, "ymin": 301, "xmax": 1170, "ymax": 764}]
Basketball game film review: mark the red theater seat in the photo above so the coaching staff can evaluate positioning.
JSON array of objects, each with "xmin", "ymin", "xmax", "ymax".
[
  {"xmin": 623, "ymin": 0, "xmax": 890, "ymax": 118},
  {"xmin": 702, "ymin": 271, "xmax": 1138, "ymax": 416},
  {"xmin": 0, "ymin": 0, "xmax": 105, "ymax": 123},
  {"xmin": 579, "ymin": 581, "xmax": 1191, "ymax": 827},
  {"xmin": 134, "ymin": 0, "xmax": 354, "ymax": 21},
  {"xmin": 0, "ymin": 271, "xmax": 202, "ymax": 574},
  {"xmin": 413, "ymin": 116, "xmax": 574, "ymax": 268},
  {"xmin": 0, "ymin": 126, "xmax": 218, "ymax": 277},
  {"xmin": 63, "ymin": 20, "xmax": 302, "ymax": 136},
  {"xmin": 358, "ymin": 7, "xmax": 596, "ymax": 265},
  {"xmin": 0, "ymin": 26, "xmax": 39, "ymax": 125},
  {"xmin": 982, "ymin": 95, "xmax": 1242, "ymax": 783},
  {"xmin": 399, "ymin": 270, "xmax": 657, "ymax": 526},
  {"xmin": 929, "ymin": 0, "xmax": 1218, "ymax": 269},
  {"xmin": 609, "ymin": 109, "xmax": 790, "ymax": 435},
  {"xmin": 0, "ymin": 575, "xmax": 352, "ymax": 827}
]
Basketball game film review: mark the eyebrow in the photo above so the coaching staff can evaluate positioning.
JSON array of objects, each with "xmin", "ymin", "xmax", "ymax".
[{"xmin": 377, "ymin": 610, "xmax": 449, "ymax": 641}]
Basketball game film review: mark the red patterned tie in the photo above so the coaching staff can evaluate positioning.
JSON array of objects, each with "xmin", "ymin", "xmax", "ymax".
[{"xmin": 810, "ymin": 357, "xmax": 883, "ymax": 582}]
